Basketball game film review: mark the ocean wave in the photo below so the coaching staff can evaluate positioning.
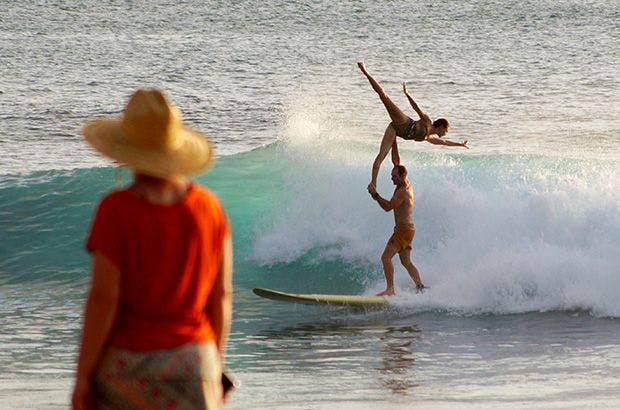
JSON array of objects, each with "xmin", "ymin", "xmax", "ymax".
[{"xmin": 1, "ymin": 141, "xmax": 619, "ymax": 317}]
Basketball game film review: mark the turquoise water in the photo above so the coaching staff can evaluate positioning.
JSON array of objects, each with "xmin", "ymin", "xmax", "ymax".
[
  {"xmin": 2, "ymin": 146, "xmax": 619, "ymax": 408},
  {"xmin": 1, "ymin": 0, "xmax": 619, "ymax": 408},
  {"xmin": 5, "ymin": 146, "xmax": 618, "ymax": 312}
]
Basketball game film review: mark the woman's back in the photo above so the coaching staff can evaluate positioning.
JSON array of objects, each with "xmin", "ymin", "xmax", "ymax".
[{"xmin": 87, "ymin": 183, "xmax": 228, "ymax": 351}]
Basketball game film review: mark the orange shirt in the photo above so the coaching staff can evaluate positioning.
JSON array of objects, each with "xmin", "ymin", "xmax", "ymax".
[{"xmin": 86, "ymin": 184, "xmax": 229, "ymax": 352}]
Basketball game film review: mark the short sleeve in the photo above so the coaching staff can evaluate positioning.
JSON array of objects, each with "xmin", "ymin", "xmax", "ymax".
[
  {"xmin": 86, "ymin": 194, "xmax": 125, "ymax": 269},
  {"xmin": 192, "ymin": 185, "xmax": 230, "ymax": 257}
]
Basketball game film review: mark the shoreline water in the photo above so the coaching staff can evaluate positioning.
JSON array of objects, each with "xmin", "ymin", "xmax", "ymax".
[{"xmin": 1, "ymin": 303, "xmax": 618, "ymax": 409}]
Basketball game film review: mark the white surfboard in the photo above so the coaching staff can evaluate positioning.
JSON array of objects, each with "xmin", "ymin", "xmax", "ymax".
[{"xmin": 252, "ymin": 287, "xmax": 390, "ymax": 308}]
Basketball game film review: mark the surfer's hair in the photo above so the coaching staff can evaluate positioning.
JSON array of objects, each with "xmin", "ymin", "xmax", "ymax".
[
  {"xmin": 394, "ymin": 164, "xmax": 407, "ymax": 177},
  {"xmin": 433, "ymin": 118, "xmax": 449, "ymax": 129}
]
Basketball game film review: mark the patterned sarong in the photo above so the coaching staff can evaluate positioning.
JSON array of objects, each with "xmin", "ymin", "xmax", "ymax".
[{"xmin": 95, "ymin": 341, "xmax": 222, "ymax": 410}]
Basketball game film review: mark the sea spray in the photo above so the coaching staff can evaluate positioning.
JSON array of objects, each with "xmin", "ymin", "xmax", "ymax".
[{"xmin": 248, "ymin": 109, "xmax": 620, "ymax": 316}]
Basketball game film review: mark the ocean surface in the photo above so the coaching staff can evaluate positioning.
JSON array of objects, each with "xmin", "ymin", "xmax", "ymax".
[{"xmin": 1, "ymin": 0, "xmax": 619, "ymax": 408}]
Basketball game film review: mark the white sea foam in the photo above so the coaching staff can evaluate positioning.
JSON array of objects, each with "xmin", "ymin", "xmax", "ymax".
[{"xmin": 252, "ymin": 100, "xmax": 620, "ymax": 317}]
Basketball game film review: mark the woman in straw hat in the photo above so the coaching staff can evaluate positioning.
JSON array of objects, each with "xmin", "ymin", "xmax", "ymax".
[{"xmin": 72, "ymin": 89, "xmax": 233, "ymax": 409}]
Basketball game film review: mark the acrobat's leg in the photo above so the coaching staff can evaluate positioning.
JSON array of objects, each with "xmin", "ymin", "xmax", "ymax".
[
  {"xmin": 370, "ymin": 125, "xmax": 396, "ymax": 188},
  {"xmin": 358, "ymin": 63, "xmax": 409, "ymax": 125}
]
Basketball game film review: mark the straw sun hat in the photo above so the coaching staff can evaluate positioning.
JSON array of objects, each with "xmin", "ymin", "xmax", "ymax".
[{"xmin": 83, "ymin": 88, "xmax": 212, "ymax": 178}]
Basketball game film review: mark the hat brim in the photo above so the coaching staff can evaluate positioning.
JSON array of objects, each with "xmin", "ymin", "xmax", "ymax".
[{"xmin": 83, "ymin": 119, "xmax": 213, "ymax": 178}]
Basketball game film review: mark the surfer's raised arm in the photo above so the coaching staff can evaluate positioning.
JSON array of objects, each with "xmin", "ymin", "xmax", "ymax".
[
  {"xmin": 369, "ymin": 184, "xmax": 405, "ymax": 212},
  {"xmin": 402, "ymin": 82, "xmax": 430, "ymax": 122}
]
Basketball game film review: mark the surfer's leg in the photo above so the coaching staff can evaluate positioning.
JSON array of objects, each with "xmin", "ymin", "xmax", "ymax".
[
  {"xmin": 377, "ymin": 243, "xmax": 399, "ymax": 296},
  {"xmin": 398, "ymin": 249, "xmax": 424, "ymax": 289},
  {"xmin": 358, "ymin": 62, "xmax": 409, "ymax": 125},
  {"xmin": 370, "ymin": 126, "xmax": 396, "ymax": 189}
]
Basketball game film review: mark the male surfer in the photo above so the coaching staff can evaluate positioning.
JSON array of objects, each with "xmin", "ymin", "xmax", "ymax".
[{"xmin": 368, "ymin": 153, "xmax": 424, "ymax": 296}]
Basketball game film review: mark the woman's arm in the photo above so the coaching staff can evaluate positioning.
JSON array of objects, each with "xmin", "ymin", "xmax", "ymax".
[
  {"xmin": 72, "ymin": 252, "xmax": 121, "ymax": 409},
  {"xmin": 427, "ymin": 136, "xmax": 469, "ymax": 148},
  {"xmin": 368, "ymin": 186, "xmax": 405, "ymax": 212},
  {"xmin": 207, "ymin": 233, "xmax": 233, "ymax": 357},
  {"xmin": 402, "ymin": 82, "xmax": 430, "ymax": 121}
]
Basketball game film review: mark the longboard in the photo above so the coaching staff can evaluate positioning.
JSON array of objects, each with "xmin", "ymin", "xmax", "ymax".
[{"xmin": 252, "ymin": 287, "xmax": 389, "ymax": 307}]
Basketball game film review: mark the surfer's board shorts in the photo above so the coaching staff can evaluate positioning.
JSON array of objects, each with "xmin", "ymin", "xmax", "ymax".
[
  {"xmin": 94, "ymin": 341, "xmax": 222, "ymax": 409},
  {"xmin": 387, "ymin": 223, "xmax": 415, "ymax": 252}
]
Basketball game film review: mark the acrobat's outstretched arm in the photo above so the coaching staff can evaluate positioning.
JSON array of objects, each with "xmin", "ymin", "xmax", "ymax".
[{"xmin": 427, "ymin": 136, "xmax": 469, "ymax": 148}]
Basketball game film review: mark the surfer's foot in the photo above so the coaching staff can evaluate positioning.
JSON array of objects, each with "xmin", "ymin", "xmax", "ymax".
[
  {"xmin": 376, "ymin": 288, "xmax": 395, "ymax": 296},
  {"xmin": 415, "ymin": 283, "xmax": 426, "ymax": 293}
]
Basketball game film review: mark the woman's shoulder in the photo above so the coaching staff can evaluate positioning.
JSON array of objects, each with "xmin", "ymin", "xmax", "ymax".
[
  {"xmin": 186, "ymin": 184, "xmax": 226, "ymax": 214},
  {"xmin": 98, "ymin": 188, "xmax": 135, "ymax": 208},
  {"xmin": 187, "ymin": 183, "xmax": 219, "ymax": 202}
]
